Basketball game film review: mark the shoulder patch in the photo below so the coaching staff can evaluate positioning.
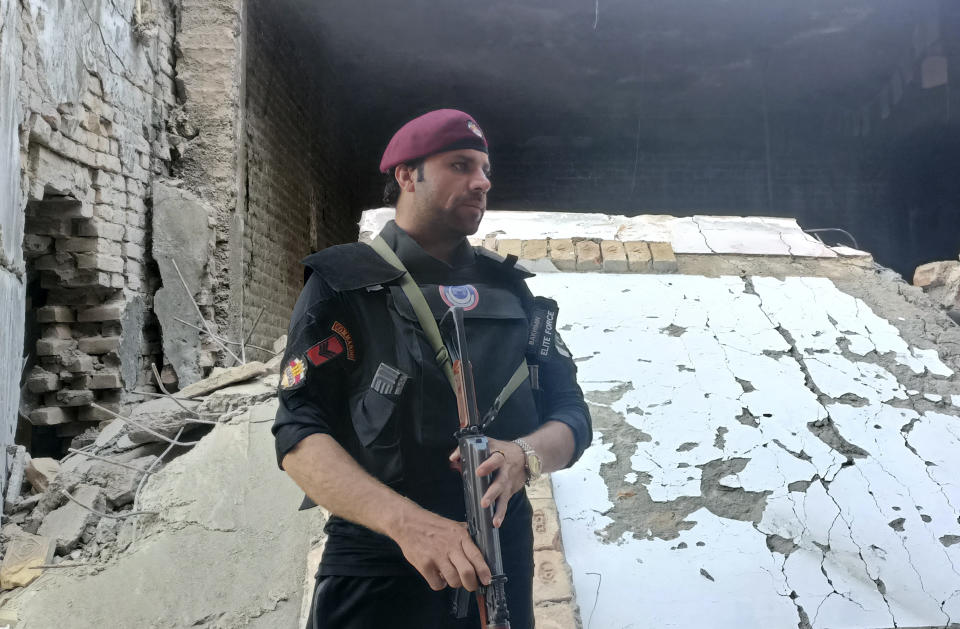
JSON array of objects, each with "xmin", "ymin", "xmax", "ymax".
[
  {"xmin": 280, "ymin": 356, "xmax": 307, "ymax": 391},
  {"xmin": 306, "ymin": 335, "xmax": 345, "ymax": 367},
  {"xmin": 331, "ymin": 321, "xmax": 356, "ymax": 360}
]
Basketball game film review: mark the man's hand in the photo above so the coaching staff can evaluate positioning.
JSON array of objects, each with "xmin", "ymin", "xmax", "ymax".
[
  {"xmin": 390, "ymin": 506, "xmax": 493, "ymax": 592},
  {"xmin": 448, "ymin": 437, "xmax": 527, "ymax": 528}
]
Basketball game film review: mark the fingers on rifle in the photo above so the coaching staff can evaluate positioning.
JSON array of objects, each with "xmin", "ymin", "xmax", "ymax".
[
  {"xmin": 493, "ymin": 494, "xmax": 509, "ymax": 528},
  {"xmin": 462, "ymin": 537, "xmax": 493, "ymax": 586},
  {"xmin": 439, "ymin": 559, "xmax": 463, "ymax": 591},
  {"xmin": 449, "ymin": 551, "xmax": 479, "ymax": 592},
  {"xmin": 422, "ymin": 563, "xmax": 448, "ymax": 591},
  {"xmin": 475, "ymin": 455, "xmax": 501, "ymax": 477}
]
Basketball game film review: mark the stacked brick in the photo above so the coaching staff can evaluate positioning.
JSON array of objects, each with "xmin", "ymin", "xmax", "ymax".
[
  {"xmin": 239, "ymin": 0, "xmax": 358, "ymax": 358},
  {"xmin": 529, "ymin": 477, "xmax": 582, "ymax": 628},
  {"xmin": 476, "ymin": 237, "xmax": 680, "ymax": 273},
  {"xmin": 16, "ymin": 3, "xmax": 178, "ymax": 445}
]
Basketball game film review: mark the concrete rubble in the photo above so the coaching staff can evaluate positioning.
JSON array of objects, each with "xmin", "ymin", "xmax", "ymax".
[
  {"xmin": 913, "ymin": 256, "xmax": 960, "ymax": 321},
  {"xmin": 0, "ymin": 348, "xmax": 290, "ymax": 625},
  {"xmin": 0, "ymin": 352, "xmax": 317, "ymax": 629}
]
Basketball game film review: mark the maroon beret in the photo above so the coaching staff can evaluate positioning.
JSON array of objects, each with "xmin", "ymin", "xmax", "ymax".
[{"xmin": 379, "ymin": 109, "xmax": 488, "ymax": 173}]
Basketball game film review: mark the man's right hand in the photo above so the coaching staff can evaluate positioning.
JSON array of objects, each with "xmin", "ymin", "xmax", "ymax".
[{"xmin": 390, "ymin": 505, "xmax": 493, "ymax": 592}]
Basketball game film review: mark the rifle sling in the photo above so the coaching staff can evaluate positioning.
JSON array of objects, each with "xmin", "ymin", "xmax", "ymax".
[{"xmin": 368, "ymin": 234, "xmax": 528, "ymax": 427}]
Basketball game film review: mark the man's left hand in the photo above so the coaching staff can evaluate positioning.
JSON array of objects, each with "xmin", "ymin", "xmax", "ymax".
[{"xmin": 448, "ymin": 438, "xmax": 526, "ymax": 528}]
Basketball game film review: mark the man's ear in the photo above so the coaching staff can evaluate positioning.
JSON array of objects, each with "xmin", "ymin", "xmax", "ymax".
[{"xmin": 394, "ymin": 164, "xmax": 417, "ymax": 193}]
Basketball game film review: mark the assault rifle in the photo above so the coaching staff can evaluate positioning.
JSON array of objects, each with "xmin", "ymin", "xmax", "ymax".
[{"xmin": 439, "ymin": 306, "xmax": 511, "ymax": 629}]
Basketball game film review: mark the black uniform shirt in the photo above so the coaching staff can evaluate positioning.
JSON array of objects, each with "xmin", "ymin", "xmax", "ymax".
[{"xmin": 272, "ymin": 220, "xmax": 591, "ymax": 577}]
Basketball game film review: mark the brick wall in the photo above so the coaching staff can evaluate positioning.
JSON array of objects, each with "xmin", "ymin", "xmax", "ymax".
[
  {"xmin": 241, "ymin": 1, "xmax": 358, "ymax": 356},
  {"xmin": 14, "ymin": 0, "xmax": 177, "ymax": 450}
]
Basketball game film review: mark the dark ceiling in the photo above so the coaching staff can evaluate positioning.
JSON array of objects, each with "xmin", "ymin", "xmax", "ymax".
[{"xmin": 279, "ymin": 0, "xmax": 934, "ymax": 149}]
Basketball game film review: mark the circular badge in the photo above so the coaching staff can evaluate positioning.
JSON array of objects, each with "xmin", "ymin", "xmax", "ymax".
[
  {"xmin": 466, "ymin": 120, "xmax": 484, "ymax": 138},
  {"xmin": 439, "ymin": 285, "xmax": 480, "ymax": 311}
]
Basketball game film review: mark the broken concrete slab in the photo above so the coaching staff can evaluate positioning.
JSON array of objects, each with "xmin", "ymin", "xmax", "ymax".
[
  {"xmin": 25, "ymin": 458, "xmax": 60, "ymax": 493},
  {"xmin": 272, "ymin": 334, "xmax": 287, "ymax": 354},
  {"xmin": 37, "ymin": 485, "xmax": 104, "ymax": 554},
  {"xmin": 84, "ymin": 455, "xmax": 157, "ymax": 508},
  {"xmin": 196, "ymin": 376, "xmax": 277, "ymax": 415},
  {"xmin": 152, "ymin": 181, "xmax": 212, "ymax": 388},
  {"xmin": 0, "ymin": 531, "xmax": 56, "ymax": 589},
  {"xmin": 11, "ymin": 399, "xmax": 323, "ymax": 627},
  {"xmin": 176, "ymin": 361, "xmax": 267, "ymax": 399},
  {"xmin": 93, "ymin": 418, "xmax": 126, "ymax": 448},
  {"xmin": 265, "ymin": 352, "xmax": 284, "ymax": 374},
  {"xmin": 97, "ymin": 397, "xmax": 201, "ymax": 450}
]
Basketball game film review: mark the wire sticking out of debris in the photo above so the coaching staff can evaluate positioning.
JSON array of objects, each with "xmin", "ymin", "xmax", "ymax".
[
  {"xmin": 65, "ymin": 449, "xmax": 156, "ymax": 475},
  {"xmin": 804, "ymin": 227, "xmax": 860, "ymax": 250},
  {"xmin": 59, "ymin": 489, "xmax": 157, "ymax": 520},
  {"xmin": 147, "ymin": 363, "xmax": 218, "ymax": 425},
  {"xmin": 132, "ymin": 425, "xmax": 186, "ymax": 544},
  {"xmin": 171, "ymin": 317, "xmax": 278, "ymax": 357},
  {"xmin": 89, "ymin": 403, "xmax": 203, "ymax": 447},
  {"xmin": 170, "ymin": 258, "xmax": 243, "ymax": 364}
]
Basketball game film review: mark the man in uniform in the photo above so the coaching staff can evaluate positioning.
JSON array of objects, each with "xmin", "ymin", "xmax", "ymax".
[{"xmin": 273, "ymin": 109, "xmax": 591, "ymax": 628}]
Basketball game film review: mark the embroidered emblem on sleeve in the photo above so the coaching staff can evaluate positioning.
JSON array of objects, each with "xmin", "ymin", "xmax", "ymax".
[
  {"xmin": 306, "ymin": 335, "xmax": 345, "ymax": 367},
  {"xmin": 439, "ymin": 285, "xmax": 479, "ymax": 311},
  {"xmin": 555, "ymin": 332, "xmax": 572, "ymax": 359},
  {"xmin": 331, "ymin": 321, "xmax": 356, "ymax": 360},
  {"xmin": 280, "ymin": 356, "xmax": 307, "ymax": 391}
]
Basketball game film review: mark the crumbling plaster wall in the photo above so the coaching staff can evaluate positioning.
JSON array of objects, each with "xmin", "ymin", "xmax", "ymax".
[
  {"xmin": 240, "ymin": 0, "xmax": 359, "ymax": 356},
  {"xmin": 0, "ymin": 0, "xmax": 26, "ymax": 497},
  {"xmin": 10, "ymin": 0, "xmax": 178, "ymax": 455},
  {"xmin": 171, "ymin": 0, "xmax": 247, "ymax": 358}
]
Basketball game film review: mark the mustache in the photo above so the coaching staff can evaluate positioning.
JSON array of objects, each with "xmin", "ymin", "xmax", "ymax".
[{"xmin": 458, "ymin": 193, "xmax": 486, "ymax": 208}]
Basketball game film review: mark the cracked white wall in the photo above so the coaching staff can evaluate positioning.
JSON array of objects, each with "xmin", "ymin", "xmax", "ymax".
[{"xmin": 529, "ymin": 273, "xmax": 959, "ymax": 629}]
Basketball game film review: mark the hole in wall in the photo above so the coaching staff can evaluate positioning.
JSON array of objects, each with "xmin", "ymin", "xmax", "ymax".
[{"xmin": 17, "ymin": 191, "xmax": 127, "ymax": 458}]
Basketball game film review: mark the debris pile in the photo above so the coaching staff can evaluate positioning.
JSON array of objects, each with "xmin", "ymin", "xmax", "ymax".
[
  {"xmin": 913, "ymin": 256, "xmax": 960, "ymax": 323},
  {"xmin": 1, "ymin": 337, "xmax": 285, "ymax": 591}
]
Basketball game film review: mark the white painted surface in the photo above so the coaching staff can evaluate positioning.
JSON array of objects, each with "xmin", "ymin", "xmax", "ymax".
[
  {"xmin": 529, "ymin": 273, "xmax": 960, "ymax": 629},
  {"xmin": 359, "ymin": 208, "xmax": 850, "ymax": 257}
]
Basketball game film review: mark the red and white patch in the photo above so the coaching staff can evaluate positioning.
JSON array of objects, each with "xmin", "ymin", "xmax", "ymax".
[{"xmin": 439, "ymin": 285, "xmax": 479, "ymax": 311}]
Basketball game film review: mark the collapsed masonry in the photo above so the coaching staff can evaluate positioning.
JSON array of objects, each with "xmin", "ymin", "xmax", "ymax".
[
  {"xmin": 1, "ymin": 344, "xmax": 282, "ymax": 588},
  {"xmin": 3, "ymin": 0, "xmax": 358, "ymax": 485}
]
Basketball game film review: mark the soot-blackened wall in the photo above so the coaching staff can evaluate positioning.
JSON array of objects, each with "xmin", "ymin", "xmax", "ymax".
[{"xmin": 242, "ymin": 0, "xmax": 359, "ymax": 355}]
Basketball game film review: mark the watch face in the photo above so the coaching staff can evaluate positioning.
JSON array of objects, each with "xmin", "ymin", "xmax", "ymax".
[{"xmin": 528, "ymin": 452, "xmax": 543, "ymax": 479}]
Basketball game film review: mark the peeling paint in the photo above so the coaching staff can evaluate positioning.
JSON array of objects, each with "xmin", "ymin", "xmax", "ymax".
[{"xmin": 535, "ymin": 273, "xmax": 960, "ymax": 628}]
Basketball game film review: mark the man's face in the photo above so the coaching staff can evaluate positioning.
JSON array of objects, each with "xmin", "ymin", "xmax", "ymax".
[{"xmin": 410, "ymin": 149, "xmax": 492, "ymax": 238}]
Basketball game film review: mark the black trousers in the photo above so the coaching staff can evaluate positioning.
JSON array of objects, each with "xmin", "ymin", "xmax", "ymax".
[{"xmin": 309, "ymin": 571, "xmax": 535, "ymax": 629}]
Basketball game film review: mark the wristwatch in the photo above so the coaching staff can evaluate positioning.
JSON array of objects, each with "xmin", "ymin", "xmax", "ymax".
[{"xmin": 512, "ymin": 438, "xmax": 542, "ymax": 485}]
